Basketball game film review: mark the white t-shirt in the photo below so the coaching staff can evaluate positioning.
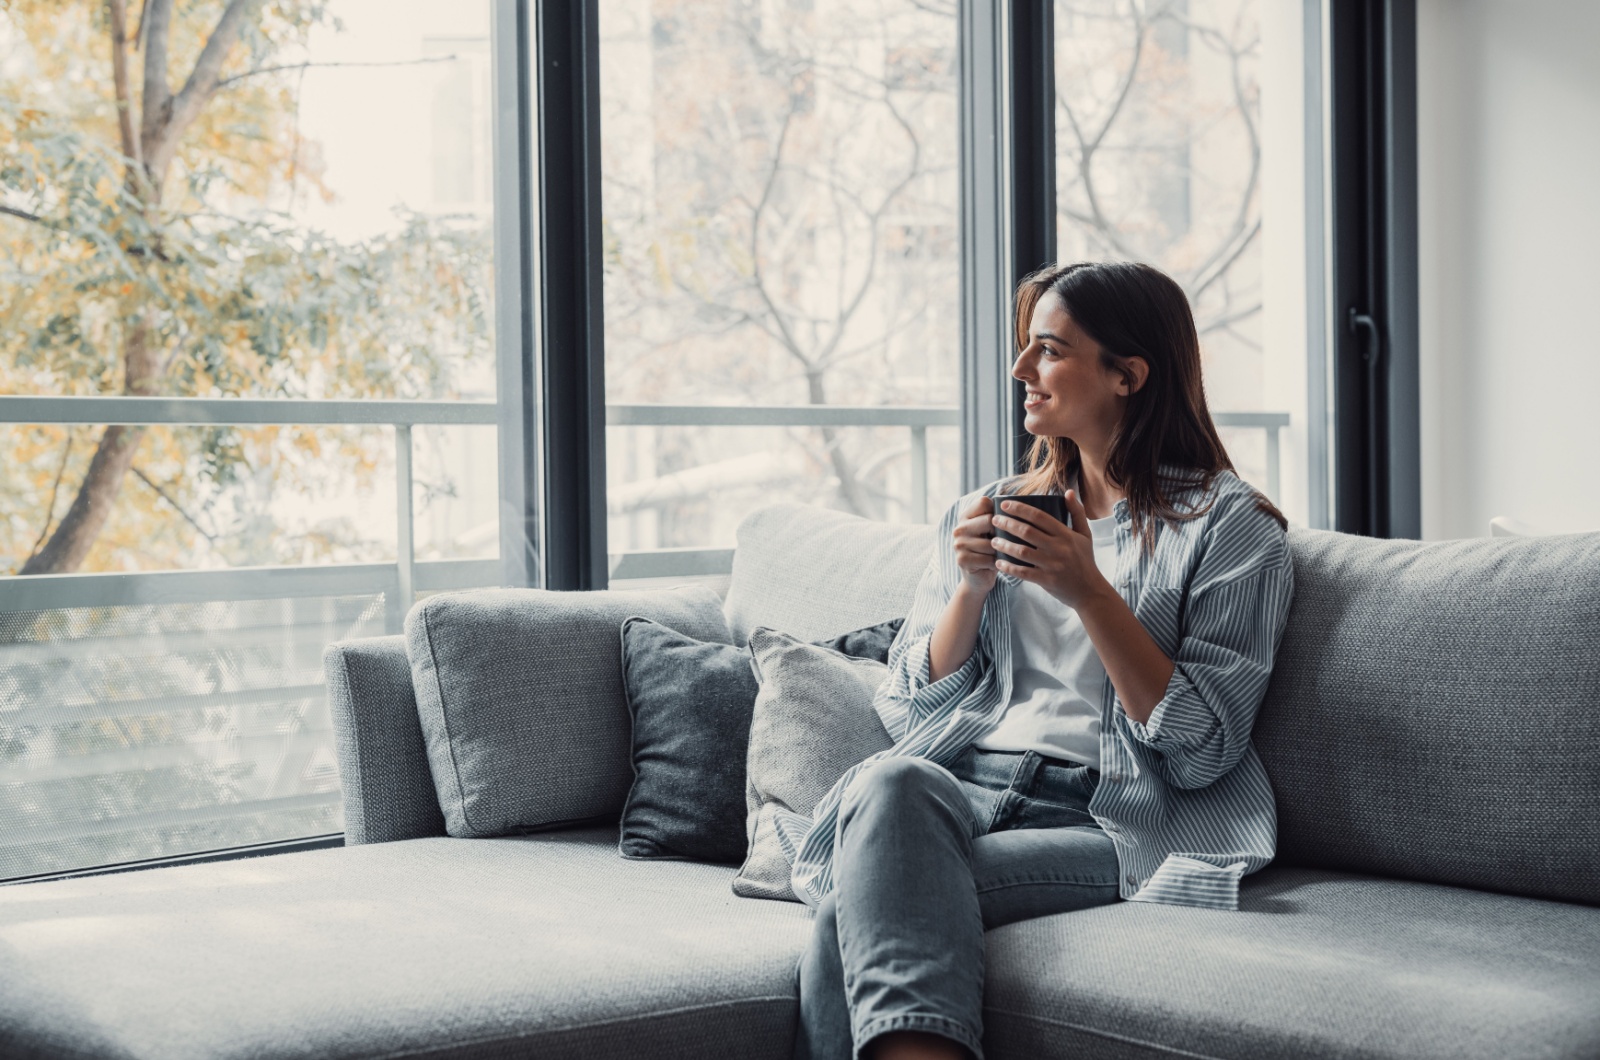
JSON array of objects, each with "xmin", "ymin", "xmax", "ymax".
[{"xmin": 974, "ymin": 511, "xmax": 1119, "ymax": 768}]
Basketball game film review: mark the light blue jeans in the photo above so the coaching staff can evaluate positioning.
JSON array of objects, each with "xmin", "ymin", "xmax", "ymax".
[{"xmin": 792, "ymin": 747, "xmax": 1121, "ymax": 1060}]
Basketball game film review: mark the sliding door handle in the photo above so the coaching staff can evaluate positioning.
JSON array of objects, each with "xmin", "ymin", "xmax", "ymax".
[{"xmin": 1348, "ymin": 308, "xmax": 1383, "ymax": 536}]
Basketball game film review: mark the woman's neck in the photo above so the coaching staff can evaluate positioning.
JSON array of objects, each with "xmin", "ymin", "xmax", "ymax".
[{"xmin": 1074, "ymin": 450, "xmax": 1123, "ymax": 521}]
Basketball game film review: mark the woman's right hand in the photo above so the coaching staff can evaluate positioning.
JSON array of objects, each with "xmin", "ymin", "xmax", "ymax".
[{"xmin": 953, "ymin": 495, "xmax": 1000, "ymax": 594}]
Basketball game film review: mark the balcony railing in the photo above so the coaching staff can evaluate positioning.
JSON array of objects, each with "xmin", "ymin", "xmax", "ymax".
[{"xmin": 0, "ymin": 396, "xmax": 1289, "ymax": 601}]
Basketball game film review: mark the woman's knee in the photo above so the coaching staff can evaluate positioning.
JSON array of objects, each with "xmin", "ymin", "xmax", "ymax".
[{"xmin": 840, "ymin": 757, "xmax": 960, "ymax": 823}]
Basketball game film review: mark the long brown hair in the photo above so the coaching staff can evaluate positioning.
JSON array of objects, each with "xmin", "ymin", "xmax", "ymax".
[{"xmin": 1003, "ymin": 261, "xmax": 1287, "ymax": 555}]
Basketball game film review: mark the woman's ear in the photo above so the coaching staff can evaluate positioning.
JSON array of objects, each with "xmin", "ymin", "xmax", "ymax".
[{"xmin": 1121, "ymin": 357, "xmax": 1151, "ymax": 396}]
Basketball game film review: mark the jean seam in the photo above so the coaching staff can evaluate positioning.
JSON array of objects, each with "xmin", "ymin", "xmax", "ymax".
[
  {"xmin": 976, "ymin": 875, "xmax": 1122, "ymax": 894},
  {"xmin": 985, "ymin": 792, "xmax": 1012, "ymax": 833},
  {"xmin": 854, "ymin": 1013, "xmax": 984, "ymax": 1060}
]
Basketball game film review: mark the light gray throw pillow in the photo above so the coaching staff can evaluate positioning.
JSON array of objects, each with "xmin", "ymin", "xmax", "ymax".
[
  {"xmin": 733, "ymin": 627, "xmax": 893, "ymax": 902},
  {"xmin": 405, "ymin": 586, "xmax": 731, "ymax": 839}
]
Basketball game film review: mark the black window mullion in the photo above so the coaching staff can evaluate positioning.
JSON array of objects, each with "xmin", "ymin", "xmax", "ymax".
[
  {"xmin": 1329, "ymin": 0, "xmax": 1420, "ymax": 538},
  {"xmin": 1009, "ymin": 1, "xmax": 1056, "ymax": 478},
  {"xmin": 533, "ymin": 0, "xmax": 608, "ymax": 589}
]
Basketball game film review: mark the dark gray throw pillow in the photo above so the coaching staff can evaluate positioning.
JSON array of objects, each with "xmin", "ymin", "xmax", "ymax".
[{"xmin": 617, "ymin": 615, "xmax": 903, "ymax": 863}]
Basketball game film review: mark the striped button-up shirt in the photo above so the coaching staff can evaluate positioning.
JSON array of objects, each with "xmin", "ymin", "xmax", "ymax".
[{"xmin": 773, "ymin": 467, "xmax": 1295, "ymax": 911}]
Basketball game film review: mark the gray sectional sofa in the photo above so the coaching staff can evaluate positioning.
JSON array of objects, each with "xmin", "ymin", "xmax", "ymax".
[{"xmin": 2, "ymin": 502, "xmax": 1598, "ymax": 1060}]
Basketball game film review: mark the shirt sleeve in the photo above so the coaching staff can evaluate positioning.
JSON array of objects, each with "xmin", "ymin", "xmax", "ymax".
[
  {"xmin": 871, "ymin": 490, "xmax": 992, "ymax": 742},
  {"xmin": 1120, "ymin": 493, "xmax": 1294, "ymax": 790}
]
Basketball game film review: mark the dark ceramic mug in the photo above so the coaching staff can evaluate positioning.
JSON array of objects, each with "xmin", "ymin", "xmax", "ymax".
[{"xmin": 992, "ymin": 494, "xmax": 1070, "ymax": 568}]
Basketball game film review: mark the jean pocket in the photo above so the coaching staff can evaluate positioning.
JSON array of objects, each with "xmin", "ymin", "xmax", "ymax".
[{"xmin": 1005, "ymin": 791, "xmax": 1097, "ymax": 832}]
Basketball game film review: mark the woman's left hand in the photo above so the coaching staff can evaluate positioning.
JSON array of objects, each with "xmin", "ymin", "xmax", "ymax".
[{"xmin": 991, "ymin": 490, "xmax": 1111, "ymax": 610}]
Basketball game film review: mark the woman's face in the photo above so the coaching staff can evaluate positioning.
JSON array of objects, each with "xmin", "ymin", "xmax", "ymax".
[{"xmin": 1011, "ymin": 291, "xmax": 1142, "ymax": 444}]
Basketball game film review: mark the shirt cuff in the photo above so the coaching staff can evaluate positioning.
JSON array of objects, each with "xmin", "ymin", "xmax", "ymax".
[
  {"xmin": 1126, "ymin": 854, "xmax": 1247, "ymax": 910},
  {"xmin": 905, "ymin": 633, "xmax": 983, "ymax": 701}
]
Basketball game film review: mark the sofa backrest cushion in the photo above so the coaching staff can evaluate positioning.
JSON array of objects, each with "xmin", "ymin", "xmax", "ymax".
[
  {"xmin": 405, "ymin": 586, "xmax": 730, "ymax": 839},
  {"xmin": 1255, "ymin": 528, "xmax": 1600, "ymax": 905},
  {"xmin": 723, "ymin": 504, "xmax": 936, "ymax": 646}
]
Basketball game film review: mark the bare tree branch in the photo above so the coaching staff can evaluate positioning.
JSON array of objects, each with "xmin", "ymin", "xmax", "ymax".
[
  {"xmin": 1182, "ymin": 27, "xmax": 1261, "ymax": 295},
  {"xmin": 0, "ymin": 204, "xmax": 49, "ymax": 227},
  {"xmin": 145, "ymin": 0, "xmax": 265, "ymax": 178},
  {"xmin": 131, "ymin": 466, "xmax": 218, "ymax": 544},
  {"xmin": 810, "ymin": 75, "xmax": 925, "ymax": 370},
  {"xmin": 1198, "ymin": 300, "xmax": 1261, "ymax": 336},
  {"xmin": 1189, "ymin": 217, "xmax": 1260, "ymax": 305},
  {"xmin": 213, "ymin": 55, "xmax": 458, "ymax": 93},
  {"xmin": 1056, "ymin": 2, "xmax": 1146, "ymax": 262},
  {"xmin": 746, "ymin": 102, "xmax": 812, "ymax": 367}
]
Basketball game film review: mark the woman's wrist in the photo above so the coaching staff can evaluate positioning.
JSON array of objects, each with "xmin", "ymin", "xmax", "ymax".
[
  {"xmin": 954, "ymin": 576, "xmax": 995, "ymax": 608},
  {"xmin": 1073, "ymin": 571, "xmax": 1121, "ymax": 615}
]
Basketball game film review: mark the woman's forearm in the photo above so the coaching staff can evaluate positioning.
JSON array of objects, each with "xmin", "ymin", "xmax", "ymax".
[
  {"xmin": 1075, "ymin": 579, "xmax": 1175, "ymax": 725},
  {"xmin": 928, "ymin": 582, "xmax": 989, "ymax": 683}
]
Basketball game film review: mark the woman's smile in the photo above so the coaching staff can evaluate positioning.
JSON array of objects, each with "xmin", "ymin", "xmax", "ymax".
[{"xmin": 1024, "ymin": 388, "xmax": 1051, "ymax": 409}]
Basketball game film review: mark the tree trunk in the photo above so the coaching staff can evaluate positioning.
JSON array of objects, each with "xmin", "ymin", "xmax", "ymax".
[
  {"xmin": 18, "ymin": 425, "xmax": 147, "ymax": 575},
  {"xmin": 19, "ymin": 321, "xmax": 160, "ymax": 575}
]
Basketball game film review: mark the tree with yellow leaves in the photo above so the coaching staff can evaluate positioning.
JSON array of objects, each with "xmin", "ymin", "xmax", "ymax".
[{"xmin": 1, "ymin": 0, "xmax": 490, "ymax": 575}]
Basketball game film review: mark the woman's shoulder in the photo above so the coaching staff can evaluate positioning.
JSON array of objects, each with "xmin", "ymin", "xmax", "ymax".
[
  {"xmin": 1162, "ymin": 466, "xmax": 1275, "ymax": 519},
  {"xmin": 1157, "ymin": 467, "xmax": 1288, "ymax": 565},
  {"xmin": 1186, "ymin": 471, "xmax": 1292, "ymax": 580}
]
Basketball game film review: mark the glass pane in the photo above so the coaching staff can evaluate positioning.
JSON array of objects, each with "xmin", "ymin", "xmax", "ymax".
[
  {"xmin": 1054, "ymin": 0, "xmax": 1321, "ymax": 526},
  {"xmin": 2, "ymin": 423, "xmax": 407, "ymax": 572},
  {"xmin": 414, "ymin": 424, "xmax": 500, "ymax": 562},
  {"xmin": 0, "ymin": 1, "xmax": 501, "ymax": 878},
  {"xmin": 598, "ymin": 0, "xmax": 963, "ymax": 580},
  {"xmin": 0, "ymin": 596, "xmax": 378, "ymax": 879}
]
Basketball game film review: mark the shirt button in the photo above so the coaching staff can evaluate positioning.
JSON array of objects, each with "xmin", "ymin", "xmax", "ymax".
[{"xmin": 1126, "ymin": 873, "xmax": 1139, "ymax": 887}]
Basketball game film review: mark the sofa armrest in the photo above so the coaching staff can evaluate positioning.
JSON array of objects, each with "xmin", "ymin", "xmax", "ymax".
[{"xmin": 324, "ymin": 635, "xmax": 447, "ymax": 844}]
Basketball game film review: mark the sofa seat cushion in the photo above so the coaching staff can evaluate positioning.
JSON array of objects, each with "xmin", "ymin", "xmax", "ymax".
[
  {"xmin": 0, "ymin": 829, "xmax": 813, "ymax": 1060},
  {"xmin": 982, "ymin": 866, "xmax": 1600, "ymax": 1060}
]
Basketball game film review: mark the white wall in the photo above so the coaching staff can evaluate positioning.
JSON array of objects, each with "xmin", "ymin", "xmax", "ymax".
[
  {"xmin": 1260, "ymin": 0, "xmax": 1314, "ymax": 529},
  {"xmin": 1417, "ymin": 0, "xmax": 1600, "ymax": 538}
]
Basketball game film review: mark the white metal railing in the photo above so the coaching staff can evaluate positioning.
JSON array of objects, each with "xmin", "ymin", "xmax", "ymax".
[
  {"xmin": 0, "ymin": 396, "xmax": 1289, "ymax": 601},
  {"xmin": 0, "ymin": 396, "xmax": 497, "ymax": 632}
]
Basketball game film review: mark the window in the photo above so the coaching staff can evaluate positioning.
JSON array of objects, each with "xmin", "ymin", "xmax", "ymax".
[
  {"xmin": 598, "ymin": 0, "xmax": 963, "ymax": 588},
  {"xmin": 1054, "ymin": 0, "xmax": 1326, "ymax": 527},
  {"xmin": 0, "ymin": 1, "xmax": 504, "ymax": 879}
]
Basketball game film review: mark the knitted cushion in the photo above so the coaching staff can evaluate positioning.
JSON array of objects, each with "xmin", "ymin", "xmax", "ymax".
[
  {"xmin": 1255, "ymin": 529, "xmax": 1600, "ymax": 905},
  {"xmin": 405, "ymin": 587, "xmax": 730, "ymax": 838}
]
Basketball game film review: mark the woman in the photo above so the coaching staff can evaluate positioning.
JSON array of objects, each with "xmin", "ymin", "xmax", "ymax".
[{"xmin": 788, "ymin": 261, "xmax": 1295, "ymax": 1060}]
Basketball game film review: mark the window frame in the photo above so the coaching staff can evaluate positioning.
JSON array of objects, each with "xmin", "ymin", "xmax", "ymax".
[{"xmin": 1327, "ymin": 0, "xmax": 1421, "ymax": 538}]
